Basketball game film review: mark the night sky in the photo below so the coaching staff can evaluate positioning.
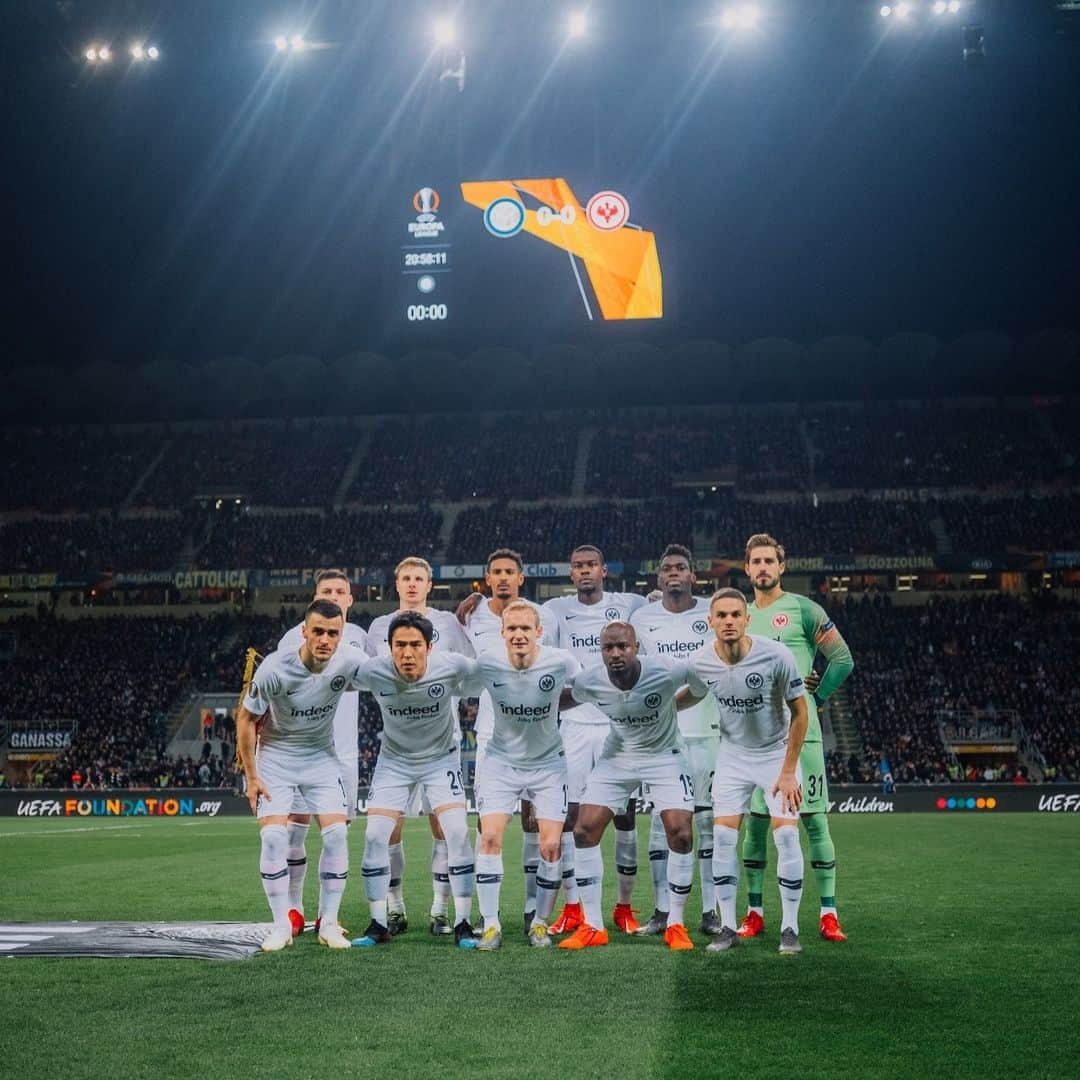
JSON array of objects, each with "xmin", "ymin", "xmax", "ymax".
[{"xmin": 4, "ymin": 1, "xmax": 1079, "ymax": 374}]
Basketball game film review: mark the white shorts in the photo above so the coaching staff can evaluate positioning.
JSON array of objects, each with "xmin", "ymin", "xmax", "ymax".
[
  {"xmin": 712, "ymin": 745, "xmax": 803, "ymax": 821},
  {"xmin": 683, "ymin": 736, "xmax": 720, "ymax": 812},
  {"xmin": 292, "ymin": 754, "xmax": 358, "ymax": 821},
  {"xmin": 368, "ymin": 750, "xmax": 466, "ymax": 815},
  {"xmin": 475, "ymin": 754, "xmax": 569, "ymax": 822},
  {"xmin": 257, "ymin": 749, "xmax": 349, "ymax": 820},
  {"xmin": 583, "ymin": 747, "xmax": 694, "ymax": 815},
  {"xmin": 561, "ymin": 718, "xmax": 609, "ymax": 803}
]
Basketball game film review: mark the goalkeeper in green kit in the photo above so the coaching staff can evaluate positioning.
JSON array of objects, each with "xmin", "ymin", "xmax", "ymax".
[{"xmin": 738, "ymin": 533, "xmax": 854, "ymax": 943}]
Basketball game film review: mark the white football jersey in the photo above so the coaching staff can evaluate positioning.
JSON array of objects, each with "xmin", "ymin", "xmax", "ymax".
[
  {"xmin": 243, "ymin": 647, "xmax": 360, "ymax": 760},
  {"xmin": 542, "ymin": 591, "xmax": 646, "ymax": 726},
  {"xmin": 631, "ymin": 597, "xmax": 720, "ymax": 739},
  {"xmin": 366, "ymin": 608, "xmax": 474, "ymax": 659},
  {"xmin": 278, "ymin": 621, "xmax": 368, "ymax": 760},
  {"xmin": 571, "ymin": 657, "xmax": 689, "ymax": 757},
  {"xmin": 686, "ymin": 635, "xmax": 805, "ymax": 755},
  {"xmin": 465, "ymin": 597, "xmax": 546, "ymax": 739},
  {"xmin": 466, "ymin": 646, "xmax": 581, "ymax": 768},
  {"xmin": 352, "ymin": 652, "xmax": 476, "ymax": 767}
]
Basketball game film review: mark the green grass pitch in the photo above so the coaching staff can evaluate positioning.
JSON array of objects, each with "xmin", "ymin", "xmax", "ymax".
[{"xmin": 1, "ymin": 813, "xmax": 1077, "ymax": 1080}]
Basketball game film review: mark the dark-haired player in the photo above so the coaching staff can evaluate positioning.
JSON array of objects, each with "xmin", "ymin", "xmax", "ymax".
[
  {"xmin": 236, "ymin": 600, "xmax": 358, "ymax": 952},
  {"xmin": 631, "ymin": 544, "xmax": 722, "ymax": 936},
  {"xmin": 275, "ymin": 569, "xmax": 369, "ymax": 937}
]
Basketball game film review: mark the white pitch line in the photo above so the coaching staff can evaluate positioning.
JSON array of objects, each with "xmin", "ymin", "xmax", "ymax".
[{"xmin": 0, "ymin": 824, "xmax": 147, "ymax": 839}]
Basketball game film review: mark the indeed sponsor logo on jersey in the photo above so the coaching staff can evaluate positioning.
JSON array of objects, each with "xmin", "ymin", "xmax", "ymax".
[
  {"xmin": 288, "ymin": 702, "xmax": 336, "ymax": 718},
  {"xmin": 385, "ymin": 702, "xmax": 443, "ymax": 718},
  {"xmin": 614, "ymin": 709, "xmax": 661, "ymax": 727},
  {"xmin": 497, "ymin": 701, "xmax": 553, "ymax": 720},
  {"xmin": 569, "ymin": 633, "xmax": 601, "ymax": 650},
  {"xmin": 655, "ymin": 639, "xmax": 704, "ymax": 655},
  {"xmin": 712, "ymin": 692, "xmax": 765, "ymax": 711}
]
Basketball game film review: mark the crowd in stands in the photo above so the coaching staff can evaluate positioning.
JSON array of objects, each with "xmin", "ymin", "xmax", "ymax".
[
  {"xmin": 447, "ymin": 500, "xmax": 697, "ymax": 563},
  {"xmin": 1, "ymin": 428, "xmax": 151, "ymax": 512},
  {"xmin": 937, "ymin": 493, "xmax": 1080, "ymax": 553},
  {"xmin": 138, "ymin": 423, "xmax": 358, "ymax": 508},
  {"xmin": 194, "ymin": 507, "xmax": 443, "ymax": 568},
  {"xmin": 1, "ymin": 613, "xmax": 238, "ymax": 789},
  {"xmin": 349, "ymin": 417, "xmax": 578, "ymax": 503},
  {"xmin": 0, "ymin": 513, "xmax": 190, "ymax": 573},
  {"xmin": 826, "ymin": 592, "xmax": 1079, "ymax": 784},
  {"xmin": 809, "ymin": 403, "xmax": 1066, "ymax": 490},
  {"xmin": 705, "ymin": 494, "xmax": 940, "ymax": 558},
  {"xmin": 586, "ymin": 420, "xmax": 737, "ymax": 496}
]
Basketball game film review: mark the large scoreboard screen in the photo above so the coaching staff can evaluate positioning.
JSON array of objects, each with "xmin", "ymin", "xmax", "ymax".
[{"xmin": 393, "ymin": 176, "xmax": 663, "ymax": 341}]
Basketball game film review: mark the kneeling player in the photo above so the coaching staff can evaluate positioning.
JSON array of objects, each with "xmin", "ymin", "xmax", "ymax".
[
  {"xmin": 467, "ymin": 601, "xmax": 581, "ymax": 950},
  {"xmin": 560, "ymin": 623, "xmax": 697, "ymax": 952},
  {"xmin": 236, "ymin": 600, "xmax": 358, "ymax": 952},
  {"xmin": 680, "ymin": 588, "xmax": 809, "ymax": 956}
]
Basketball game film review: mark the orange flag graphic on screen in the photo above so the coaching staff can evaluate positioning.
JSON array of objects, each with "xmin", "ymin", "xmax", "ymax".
[{"xmin": 460, "ymin": 178, "xmax": 662, "ymax": 321}]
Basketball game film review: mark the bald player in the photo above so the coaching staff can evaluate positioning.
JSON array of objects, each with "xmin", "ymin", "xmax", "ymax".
[{"xmin": 559, "ymin": 622, "xmax": 696, "ymax": 952}]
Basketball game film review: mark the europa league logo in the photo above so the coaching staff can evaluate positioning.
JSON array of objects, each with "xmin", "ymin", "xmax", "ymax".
[{"xmin": 413, "ymin": 187, "xmax": 440, "ymax": 216}]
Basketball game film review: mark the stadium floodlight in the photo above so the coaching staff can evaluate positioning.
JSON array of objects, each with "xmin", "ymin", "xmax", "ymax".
[
  {"xmin": 432, "ymin": 17, "xmax": 456, "ymax": 46},
  {"xmin": 567, "ymin": 11, "xmax": 587, "ymax": 38},
  {"xmin": 880, "ymin": 5, "xmax": 892, "ymax": 15},
  {"xmin": 290, "ymin": 34, "xmax": 307, "ymax": 51},
  {"xmin": 933, "ymin": 0, "xmax": 946, "ymax": 12},
  {"xmin": 719, "ymin": 4, "xmax": 761, "ymax": 31},
  {"xmin": 98, "ymin": 45, "xmax": 112, "ymax": 61},
  {"xmin": 895, "ymin": 1, "xmax": 912, "ymax": 17},
  {"xmin": 948, "ymin": 0, "xmax": 961, "ymax": 11},
  {"xmin": 131, "ymin": 43, "xmax": 145, "ymax": 60},
  {"xmin": 274, "ymin": 35, "xmax": 288, "ymax": 52},
  {"xmin": 85, "ymin": 47, "xmax": 98, "ymax": 61},
  {"xmin": 147, "ymin": 45, "xmax": 159, "ymax": 60}
]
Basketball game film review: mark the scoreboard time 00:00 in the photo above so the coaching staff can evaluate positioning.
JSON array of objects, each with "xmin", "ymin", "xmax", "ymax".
[{"xmin": 406, "ymin": 303, "xmax": 448, "ymax": 321}]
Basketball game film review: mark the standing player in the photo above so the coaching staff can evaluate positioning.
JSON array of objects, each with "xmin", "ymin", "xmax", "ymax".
[
  {"xmin": 236, "ymin": 600, "xmax": 357, "ymax": 952},
  {"xmin": 276, "ymin": 569, "xmax": 369, "ymax": 938},
  {"xmin": 631, "ymin": 544, "xmax": 723, "ymax": 936},
  {"xmin": 739, "ymin": 534, "xmax": 854, "ymax": 943},
  {"xmin": 350, "ymin": 612, "xmax": 478, "ymax": 950},
  {"xmin": 460, "ymin": 548, "xmax": 547, "ymax": 935},
  {"xmin": 367, "ymin": 557, "xmax": 475, "ymax": 937},
  {"xmin": 681, "ymin": 588, "xmax": 809, "ymax": 955},
  {"xmin": 559, "ymin": 622, "xmax": 696, "ymax": 952},
  {"xmin": 542, "ymin": 545, "xmax": 646, "ymax": 935},
  {"xmin": 467, "ymin": 601, "xmax": 581, "ymax": 950}
]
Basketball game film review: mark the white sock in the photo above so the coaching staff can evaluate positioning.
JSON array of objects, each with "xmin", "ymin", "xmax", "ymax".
[
  {"xmin": 576, "ymin": 844, "xmax": 605, "ymax": 929},
  {"xmin": 560, "ymin": 832, "xmax": 579, "ymax": 904},
  {"xmin": 475, "ymin": 852, "xmax": 503, "ymax": 932},
  {"xmin": 535, "ymin": 856, "xmax": 561, "ymax": 924},
  {"xmin": 614, "ymin": 828, "xmax": 637, "ymax": 906},
  {"xmin": 318, "ymin": 822, "xmax": 349, "ymax": 928},
  {"xmin": 388, "ymin": 841, "xmax": 405, "ymax": 914},
  {"xmin": 259, "ymin": 824, "xmax": 291, "ymax": 929},
  {"xmin": 285, "ymin": 820, "xmax": 309, "ymax": 913},
  {"xmin": 440, "ymin": 807, "xmax": 474, "ymax": 926},
  {"xmin": 712, "ymin": 825, "xmax": 740, "ymax": 931},
  {"xmin": 522, "ymin": 831, "xmax": 539, "ymax": 914},
  {"xmin": 695, "ymin": 809, "xmax": 716, "ymax": 915},
  {"xmin": 648, "ymin": 812, "xmax": 669, "ymax": 914},
  {"xmin": 821, "ymin": 904, "xmax": 837, "ymax": 918},
  {"xmin": 361, "ymin": 814, "xmax": 396, "ymax": 928},
  {"xmin": 773, "ymin": 825, "xmax": 804, "ymax": 934},
  {"xmin": 430, "ymin": 838, "xmax": 450, "ymax": 917},
  {"xmin": 666, "ymin": 849, "xmax": 694, "ymax": 928}
]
